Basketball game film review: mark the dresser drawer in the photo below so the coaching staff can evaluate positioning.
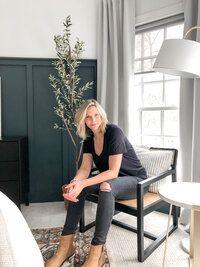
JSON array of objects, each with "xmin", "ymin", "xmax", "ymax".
[
  {"xmin": 0, "ymin": 162, "xmax": 19, "ymax": 180},
  {"xmin": 0, "ymin": 181, "xmax": 20, "ymax": 207},
  {"xmin": 0, "ymin": 142, "xmax": 19, "ymax": 161},
  {"xmin": 0, "ymin": 137, "xmax": 29, "ymax": 207}
]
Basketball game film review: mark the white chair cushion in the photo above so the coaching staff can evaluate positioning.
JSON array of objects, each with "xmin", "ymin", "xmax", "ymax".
[
  {"xmin": 0, "ymin": 192, "xmax": 44, "ymax": 267},
  {"xmin": 135, "ymin": 147, "xmax": 174, "ymax": 193}
]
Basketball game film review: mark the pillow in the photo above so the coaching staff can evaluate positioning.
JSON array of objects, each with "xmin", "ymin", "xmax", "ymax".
[
  {"xmin": 0, "ymin": 192, "xmax": 44, "ymax": 267},
  {"xmin": 135, "ymin": 147, "xmax": 174, "ymax": 193}
]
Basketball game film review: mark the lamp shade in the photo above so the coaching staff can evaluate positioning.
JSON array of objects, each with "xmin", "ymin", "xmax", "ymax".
[{"xmin": 153, "ymin": 39, "xmax": 200, "ymax": 78}]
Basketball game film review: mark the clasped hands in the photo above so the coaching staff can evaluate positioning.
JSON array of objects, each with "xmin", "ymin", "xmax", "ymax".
[{"xmin": 63, "ymin": 179, "xmax": 84, "ymax": 202}]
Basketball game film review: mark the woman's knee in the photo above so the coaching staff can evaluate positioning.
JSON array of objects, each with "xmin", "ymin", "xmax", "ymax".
[{"xmin": 100, "ymin": 182, "xmax": 111, "ymax": 192}]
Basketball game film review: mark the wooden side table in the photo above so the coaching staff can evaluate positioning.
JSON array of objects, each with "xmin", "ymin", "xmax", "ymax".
[{"xmin": 158, "ymin": 182, "xmax": 200, "ymax": 267}]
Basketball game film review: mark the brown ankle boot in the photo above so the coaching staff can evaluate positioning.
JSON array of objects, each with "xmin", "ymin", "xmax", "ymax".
[
  {"xmin": 45, "ymin": 234, "xmax": 75, "ymax": 267},
  {"xmin": 83, "ymin": 244, "xmax": 105, "ymax": 267}
]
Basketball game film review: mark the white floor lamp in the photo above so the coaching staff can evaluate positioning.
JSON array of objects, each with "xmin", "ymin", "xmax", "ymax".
[
  {"xmin": 153, "ymin": 26, "xmax": 200, "ymax": 78},
  {"xmin": 153, "ymin": 26, "xmax": 200, "ymax": 255}
]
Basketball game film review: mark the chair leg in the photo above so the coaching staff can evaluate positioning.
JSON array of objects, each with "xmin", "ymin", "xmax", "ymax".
[
  {"xmin": 79, "ymin": 211, "xmax": 96, "ymax": 233},
  {"xmin": 79, "ymin": 213, "xmax": 86, "ymax": 233},
  {"xmin": 137, "ymin": 211, "xmax": 144, "ymax": 262}
]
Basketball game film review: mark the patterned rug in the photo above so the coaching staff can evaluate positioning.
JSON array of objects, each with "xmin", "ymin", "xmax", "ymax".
[{"xmin": 32, "ymin": 227, "xmax": 110, "ymax": 267}]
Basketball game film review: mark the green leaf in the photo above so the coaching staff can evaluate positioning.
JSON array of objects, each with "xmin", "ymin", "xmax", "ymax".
[{"xmin": 49, "ymin": 16, "xmax": 94, "ymax": 165}]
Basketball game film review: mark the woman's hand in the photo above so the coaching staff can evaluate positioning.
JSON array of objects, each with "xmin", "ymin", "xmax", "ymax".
[{"xmin": 63, "ymin": 180, "xmax": 85, "ymax": 202}]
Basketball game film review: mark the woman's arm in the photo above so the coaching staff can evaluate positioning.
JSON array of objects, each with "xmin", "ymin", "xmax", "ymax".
[
  {"xmin": 73, "ymin": 153, "xmax": 93, "ymax": 181},
  {"xmin": 62, "ymin": 153, "xmax": 93, "ymax": 202},
  {"xmin": 82, "ymin": 153, "xmax": 122, "ymax": 187}
]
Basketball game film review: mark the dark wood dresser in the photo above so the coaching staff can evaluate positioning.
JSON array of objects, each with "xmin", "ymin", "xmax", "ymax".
[{"xmin": 0, "ymin": 137, "xmax": 29, "ymax": 208}]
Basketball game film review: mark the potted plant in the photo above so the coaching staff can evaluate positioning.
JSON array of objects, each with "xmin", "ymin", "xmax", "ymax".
[{"xmin": 49, "ymin": 16, "xmax": 93, "ymax": 204}]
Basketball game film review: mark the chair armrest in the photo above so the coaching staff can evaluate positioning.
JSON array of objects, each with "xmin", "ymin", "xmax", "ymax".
[
  {"xmin": 138, "ymin": 169, "xmax": 175, "ymax": 190},
  {"xmin": 136, "ymin": 169, "xmax": 175, "ymax": 210}
]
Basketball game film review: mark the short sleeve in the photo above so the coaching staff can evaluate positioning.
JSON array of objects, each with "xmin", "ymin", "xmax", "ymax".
[
  {"xmin": 108, "ymin": 126, "xmax": 127, "ymax": 155},
  {"xmin": 83, "ymin": 137, "xmax": 92, "ymax": 154}
]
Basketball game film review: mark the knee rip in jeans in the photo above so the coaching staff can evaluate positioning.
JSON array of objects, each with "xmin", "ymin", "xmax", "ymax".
[{"xmin": 100, "ymin": 182, "xmax": 111, "ymax": 192}]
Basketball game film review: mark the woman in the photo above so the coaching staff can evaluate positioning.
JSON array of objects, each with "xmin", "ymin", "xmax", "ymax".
[{"xmin": 45, "ymin": 99, "xmax": 147, "ymax": 267}]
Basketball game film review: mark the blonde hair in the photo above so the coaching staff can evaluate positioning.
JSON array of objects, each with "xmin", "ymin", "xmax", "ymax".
[{"xmin": 75, "ymin": 99, "xmax": 108, "ymax": 139}]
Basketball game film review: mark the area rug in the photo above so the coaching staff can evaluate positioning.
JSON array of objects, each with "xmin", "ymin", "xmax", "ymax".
[{"xmin": 32, "ymin": 227, "xmax": 110, "ymax": 267}]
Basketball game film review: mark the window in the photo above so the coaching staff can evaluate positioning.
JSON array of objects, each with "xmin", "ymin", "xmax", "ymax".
[{"xmin": 130, "ymin": 20, "xmax": 184, "ymax": 148}]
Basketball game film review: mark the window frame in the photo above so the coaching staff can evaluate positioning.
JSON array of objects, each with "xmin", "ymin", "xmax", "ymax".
[{"xmin": 133, "ymin": 15, "xmax": 184, "ymax": 148}]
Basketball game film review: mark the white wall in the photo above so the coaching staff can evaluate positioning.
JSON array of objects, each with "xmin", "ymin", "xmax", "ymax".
[
  {"xmin": 0, "ymin": 0, "xmax": 183, "ymax": 59},
  {"xmin": 0, "ymin": 0, "xmax": 101, "ymax": 59}
]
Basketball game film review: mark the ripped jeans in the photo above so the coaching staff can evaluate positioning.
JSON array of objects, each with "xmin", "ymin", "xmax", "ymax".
[{"xmin": 62, "ymin": 175, "xmax": 146, "ymax": 245}]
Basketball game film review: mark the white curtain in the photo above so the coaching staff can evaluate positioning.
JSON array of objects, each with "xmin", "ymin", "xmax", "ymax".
[
  {"xmin": 97, "ymin": 0, "xmax": 135, "ymax": 135},
  {"xmin": 179, "ymin": 0, "xmax": 200, "ymax": 183}
]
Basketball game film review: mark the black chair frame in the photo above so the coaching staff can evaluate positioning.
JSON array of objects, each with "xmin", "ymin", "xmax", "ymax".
[{"xmin": 79, "ymin": 147, "xmax": 179, "ymax": 262}]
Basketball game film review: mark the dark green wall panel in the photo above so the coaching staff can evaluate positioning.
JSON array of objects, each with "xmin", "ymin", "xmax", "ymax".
[
  {"xmin": 31, "ymin": 65, "xmax": 63, "ymax": 202},
  {"xmin": 0, "ymin": 58, "xmax": 97, "ymax": 202},
  {"xmin": 0, "ymin": 65, "xmax": 28, "ymax": 136}
]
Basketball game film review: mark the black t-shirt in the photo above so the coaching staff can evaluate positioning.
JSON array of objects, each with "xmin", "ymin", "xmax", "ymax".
[{"xmin": 83, "ymin": 124, "xmax": 147, "ymax": 179}]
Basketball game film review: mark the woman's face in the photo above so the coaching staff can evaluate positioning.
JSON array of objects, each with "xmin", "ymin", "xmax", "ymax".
[{"xmin": 85, "ymin": 105, "xmax": 102, "ymax": 133}]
